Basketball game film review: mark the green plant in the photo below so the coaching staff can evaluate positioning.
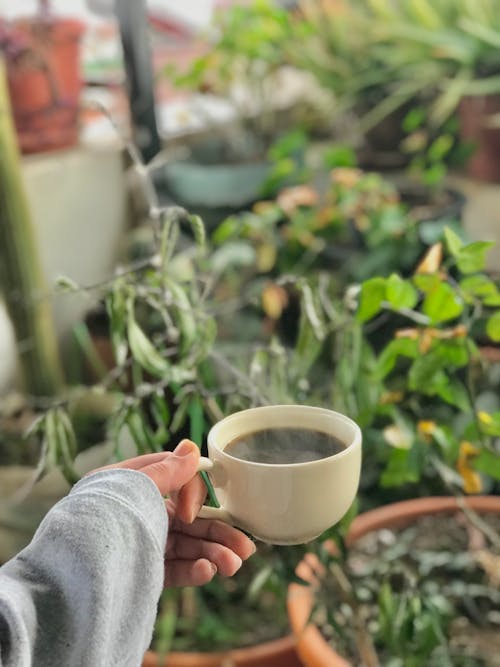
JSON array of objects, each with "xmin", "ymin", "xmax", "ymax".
[
  {"xmin": 305, "ymin": 505, "xmax": 500, "ymax": 666},
  {"xmin": 343, "ymin": 229, "xmax": 500, "ymax": 498},
  {"xmin": 167, "ymin": 0, "xmax": 321, "ymax": 163}
]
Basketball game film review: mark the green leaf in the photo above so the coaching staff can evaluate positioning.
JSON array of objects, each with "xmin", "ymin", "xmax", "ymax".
[
  {"xmin": 357, "ymin": 277, "xmax": 386, "ymax": 323},
  {"xmin": 460, "ymin": 274, "xmax": 500, "ymax": 304},
  {"xmin": 435, "ymin": 340, "xmax": 469, "ymax": 368},
  {"xmin": 127, "ymin": 304, "xmax": 170, "ymax": 378},
  {"xmin": 473, "ymin": 448, "xmax": 500, "ymax": 481},
  {"xmin": 443, "ymin": 226, "xmax": 463, "ymax": 257},
  {"xmin": 486, "ymin": 312, "xmax": 500, "ymax": 342},
  {"xmin": 413, "ymin": 274, "xmax": 441, "ymax": 293},
  {"xmin": 408, "ymin": 352, "xmax": 444, "ymax": 392},
  {"xmin": 381, "ymin": 445, "xmax": 421, "ymax": 487},
  {"xmin": 436, "ymin": 378, "xmax": 470, "ymax": 411},
  {"xmin": 377, "ymin": 338, "xmax": 419, "ymax": 378},
  {"xmin": 456, "ymin": 241, "xmax": 495, "ymax": 274},
  {"xmin": 385, "ymin": 274, "xmax": 418, "ymax": 310},
  {"xmin": 422, "ymin": 282, "xmax": 463, "ymax": 323}
]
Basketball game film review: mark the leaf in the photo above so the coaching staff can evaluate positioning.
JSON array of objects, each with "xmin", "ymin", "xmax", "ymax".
[
  {"xmin": 443, "ymin": 226, "xmax": 463, "ymax": 257},
  {"xmin": 381, "ymin": 445, "xmax": 421, "ymax": 487},
  {"xmin": 486, "ymin": 312, "xmax": 500, "ymax": 342},
  {"xmin": 357, "ymin": 277, "xmax": 386, "ymax": 323},
  {"xmin": 459, "ymin": 274, "xmax": 500, "ymax": 304},
  {"xmin": 473, "ymin": 448, "xmax": 500, "ymax": 481},
  {"xmin": 422, "ymin": 282, "xmax": 463, "ymax": 323},
  {"xmin": 415, "ymin": 243, "xmax": 442, "ymax": 274},
  {"xmin": 377, "ymin": 338, "xmax": 418, "ymax": 378},
  {"xmin": 456, "ymin": 241, "xmax": 495, "ymax": 274},
  {"xmin": 55, "ymin": 275, "xmax": 80, "ymax": 292},
  {"xmin": 385, "ymin": 274, "xmax": 418, "ymax": 310},
  {"xmin": 127, "ymin": 304, "xmax": 170, "ymax": 378}
]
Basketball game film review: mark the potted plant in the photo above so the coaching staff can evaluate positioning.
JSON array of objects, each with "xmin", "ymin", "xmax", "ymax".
[
  {"xmin": 0, "ymin": 0, "xmax": 84, "ymax": 154},
  {"xmin": 288, "ymin": 495, "xmax": 500, "ymax": 667},
  {"xmin": 157, "ymin": 0, "xmax": 316, "ymax": 225},
  {"xmin": 343, "ymin": 0, "xmax": 500, "ymax": 183}
]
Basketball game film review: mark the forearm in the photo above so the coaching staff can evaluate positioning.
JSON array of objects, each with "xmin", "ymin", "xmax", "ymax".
[{"xmin": 0, "ymin": 469, "xmax": 168, "ymax": 667}]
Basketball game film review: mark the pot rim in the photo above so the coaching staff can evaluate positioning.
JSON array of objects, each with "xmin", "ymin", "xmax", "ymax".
[{"xmin": 143, "ymin": 633, "xmax": 298, "ymax": 667}]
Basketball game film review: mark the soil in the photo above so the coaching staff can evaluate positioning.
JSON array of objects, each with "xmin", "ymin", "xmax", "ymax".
[{"xmin": 313, "ymin": 512, "xmax": 500, "ymax": 666}]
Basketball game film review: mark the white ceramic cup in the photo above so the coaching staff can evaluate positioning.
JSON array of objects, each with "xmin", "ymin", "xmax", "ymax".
[{"xmin": 196, "ymin": 405, "xmax": 362, "ymax": 545}]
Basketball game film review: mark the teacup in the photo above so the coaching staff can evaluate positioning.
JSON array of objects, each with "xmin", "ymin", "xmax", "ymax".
[{"xmin": 197, "ymin": 405, "xmax": 362, "ymax": 545}]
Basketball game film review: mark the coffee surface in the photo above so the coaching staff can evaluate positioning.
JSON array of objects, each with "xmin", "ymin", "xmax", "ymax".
[{"xmin": 224, "ymin": 427, "xmax": 345, "ymax": 464}]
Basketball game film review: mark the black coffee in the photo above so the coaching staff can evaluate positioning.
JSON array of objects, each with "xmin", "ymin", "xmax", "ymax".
[{"xmin": 224, "ymin": 427, "xmax": 346, "ymax": 464}]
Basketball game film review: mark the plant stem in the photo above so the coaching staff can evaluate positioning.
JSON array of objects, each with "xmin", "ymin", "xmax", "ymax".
[{"xmin": 0, "ymin": 59, "xmax": 64, "ymax": 397}]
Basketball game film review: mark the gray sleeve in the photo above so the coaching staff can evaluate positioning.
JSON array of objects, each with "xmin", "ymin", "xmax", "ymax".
[{"xmin": 0, "ymin": 468, "xmax": 168, "ymax": 667}]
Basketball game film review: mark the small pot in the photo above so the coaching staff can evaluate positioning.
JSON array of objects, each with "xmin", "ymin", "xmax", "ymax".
[
  {"xmin": 287, "ymin": 496, "xmax": 500, "ymax": 667},
  {"xmin": 459, "ymin": 95, "xmax": 500, "ymax": 183},
  {"xmin": 142, "ymin": 634, "xmax": 303, "ymax": 667},
  {"xmin": 7, "ymin": 17, "xmax": 84, "ymax": 154}
]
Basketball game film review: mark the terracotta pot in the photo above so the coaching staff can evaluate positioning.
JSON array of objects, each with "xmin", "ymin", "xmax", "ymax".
[
  {"xmin": 7, "ymin": 17, "xmax": 84, "ymax": 154},
  {"xmin": 459, "ymin": 95, "xmax": 500, "ymax": 183},
  {"xmin": 287, "ymin": 496, "xmax": 500, "ymax": 667},
  {"xmin": 143, "ymin": 634, "xmax": 303, "ymax": 667}
]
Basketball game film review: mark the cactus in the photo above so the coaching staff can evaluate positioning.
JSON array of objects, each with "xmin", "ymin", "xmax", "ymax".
[{"xmin": 0, "ymin": 59, "xmax": 63, "ymax": 396}]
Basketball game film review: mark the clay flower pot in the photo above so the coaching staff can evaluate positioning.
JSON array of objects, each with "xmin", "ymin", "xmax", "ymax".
[
  {"xmin": 7, "ymin": 17, "xmax": 84, "ymax": 154},
  {"xmin": 142, "ymin": 634, "xmax": 303, "ymax": 667},
  {"xmin": 287, "ymin": 496, "xmax": 500, "ymax": 667}
]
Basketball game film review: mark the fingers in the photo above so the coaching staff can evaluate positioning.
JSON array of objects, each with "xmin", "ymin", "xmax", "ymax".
[
  {"xmin": 166, "ymin": 532, "xmax": 244, "ymax": 578},
  {"xmin": 141, "ymin": 440, "xmax": 201, "ymax": 496},
  {"xmin": 168, "ymin": 510, "xmax": 256, "ymax": 563},
  {"xmin": 164, "ymin": 558, "xmax": 217, "ymax": 588},
  {"xmin": 174, "ymin": 474, "xmax": 207, "ymax": 524}
]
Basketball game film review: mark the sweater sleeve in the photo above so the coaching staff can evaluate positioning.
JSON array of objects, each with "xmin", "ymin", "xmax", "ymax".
[{"xmin": 0, "ymin": 468, "xmax": 168, "ymax": 667}]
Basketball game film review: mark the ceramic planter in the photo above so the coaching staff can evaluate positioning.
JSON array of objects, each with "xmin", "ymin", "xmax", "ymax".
[
  {"xmin": 459, "ymin": 95, "xmax": 500, "ymax": 183},
  {"xmin": 287, "ymin": 496, "xmax": 500, "ymax": 667},
  {"xmin": 142, "ymin": 634, "xmax": 303, "ymax": 667},
  {"xmin": 7, "ymin": 17, "xmax": 84, "ymax": 154}
]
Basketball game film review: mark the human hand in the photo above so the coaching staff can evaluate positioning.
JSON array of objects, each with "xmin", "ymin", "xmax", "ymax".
[{"xmin": 92, "ymin": 440, "xmax": 256, "ymax": 587}]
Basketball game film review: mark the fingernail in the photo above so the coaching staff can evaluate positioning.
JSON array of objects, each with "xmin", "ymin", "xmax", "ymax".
[
  {"xmin": 210, "ymin": 562, "xmax": 217, "ymax": 575},
  {"xmin": 175, "ymin": 440, "xmax": 197, "ymax": 457}
]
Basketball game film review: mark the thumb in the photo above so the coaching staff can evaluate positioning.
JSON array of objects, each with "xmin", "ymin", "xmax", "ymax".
[{"xmin": 142, "ymin": 440, "xmax": 200, "ymax": 496}]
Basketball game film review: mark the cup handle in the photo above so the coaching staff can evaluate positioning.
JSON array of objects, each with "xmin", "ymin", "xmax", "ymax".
[{"xmin": 196, "ymin": 457, "xmax": 233, "ymax": 525}]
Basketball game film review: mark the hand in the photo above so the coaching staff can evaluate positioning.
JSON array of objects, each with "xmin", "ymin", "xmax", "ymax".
[{"xmin": 92, "ymin": 440, "xmax": 256, "ymax": 587}]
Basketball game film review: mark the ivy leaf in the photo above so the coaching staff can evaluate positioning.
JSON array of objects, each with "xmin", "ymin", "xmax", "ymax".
[
  {"xmin": 385, "ymin": 274, "xmax": 418, "ymax": 310},
  {"xmin": 486, "ymin": 312, "xmax": 500, "ymax": 342},
  {"xmin": 473, "ymin": 448, "xmax": 500, "ymax": 481},
  {"xmin": 423, "ymin": 282, "xmax": 463, "ymax": 323},
  {"xmin": 357, "ymin": 277, "xmax": 386, "ymax": 323},
  {"xmin": 456, "ymin": 241, "xmax": 495, "ymax": 274},
  {"xmin": 444, "ymin": 226, "xmax": 463, "ymax": 257}
]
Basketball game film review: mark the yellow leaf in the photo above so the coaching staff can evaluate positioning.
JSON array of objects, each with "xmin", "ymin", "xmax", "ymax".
[
  {"xmin": 330, "ymin": 167, "xmax": 363, "ymax": 188},
  {"xmin": 395, "ymin": 328, "xmax": 419, "ymax": 340},
  {"xmin": 457, "ymin": 441, "xmax": 482, "ymax": 494},
  {"xmin": 379, "ymin": 391, "xmax": 404, "ymax": 405},
  {"xmin": 418, "ymin": 420, "xmax": 437, "ymax": 437},
  {"xmin": 277, "ymin": 185, "xmax": 318, "ymax": 216},
  {"xmin": 415, "ymin": 242, "xmax": 443, "ymax": 274},
  {"xmin": 262, "ymin": 283, "xmax": 288, "ymax": 320},
  {"xmin": 256, "ymin": 243, "xmax": 277, "ymax": 272},
  {"xmin": 383, "ymin": 424, "xmax": 412, "ymax": 449},
  {"xmin": 477, "ymin": 411, "xmax": 493, "ymax": 425}
]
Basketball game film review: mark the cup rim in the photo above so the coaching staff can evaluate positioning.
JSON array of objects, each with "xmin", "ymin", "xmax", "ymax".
[{"xmin": 207, "ymin": 404, "xmax": 362, "ymax": 469}]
